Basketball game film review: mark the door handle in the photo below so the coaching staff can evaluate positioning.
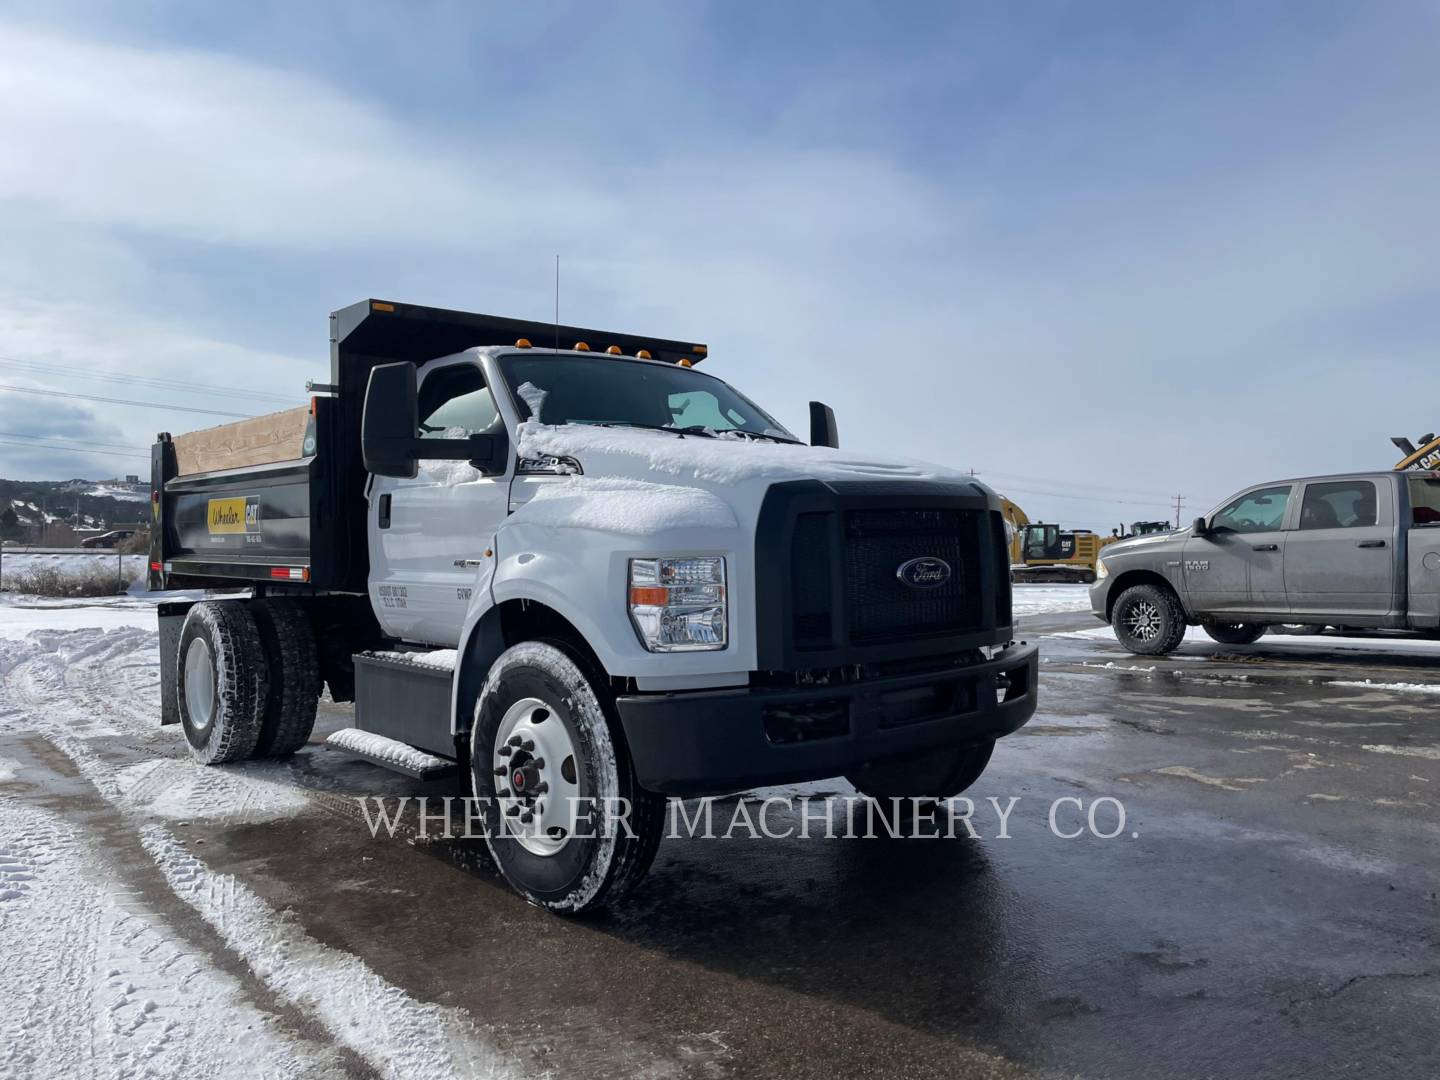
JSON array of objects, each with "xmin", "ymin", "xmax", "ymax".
[
  {"xmin": 1251, "ymin": 543, "xmax": 1278, "ymax": 551},
  {"xmin": 378, "ymin": 493, "xmax": 392, "ymax": 529},
  {"xmin": 1357, "ymin": 539, "xmax": 1386, "ymax": 548}
]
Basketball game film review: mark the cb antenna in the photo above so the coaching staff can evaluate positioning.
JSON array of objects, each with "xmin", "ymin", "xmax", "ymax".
[{"xmin": 553, "ymin": 255, "xmax": 560, "ymax": 352}]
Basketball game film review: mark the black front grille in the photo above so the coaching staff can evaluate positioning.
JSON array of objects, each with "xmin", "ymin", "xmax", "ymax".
[
  {"xmin": 791, "ymin": 512, "xmax": 833, "ymax": 647},
  {"xmin": 842, "ymin": 509, "xmax": 982, "ymax": 643}
]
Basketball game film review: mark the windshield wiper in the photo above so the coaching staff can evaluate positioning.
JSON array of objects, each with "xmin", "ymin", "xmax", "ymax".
[{"xmin": 588, "ymin": 421, "xmax": 718, "ymax": 439}]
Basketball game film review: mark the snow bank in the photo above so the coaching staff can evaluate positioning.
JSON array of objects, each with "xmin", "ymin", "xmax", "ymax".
[
  {"xmin": 1332, "ymin": 679, "xmax": 1440, "ymax": 695},
  {"xmin": 512, "ymin": 476, "xmax": 737, "ymax": 535},
  {"xmin": 515, "ymin": 421, "xmax": 967, "ymax": 487},
  {"xmin": 1011, "ymin": 584, "xmax": 1093, "ymax": 617}
]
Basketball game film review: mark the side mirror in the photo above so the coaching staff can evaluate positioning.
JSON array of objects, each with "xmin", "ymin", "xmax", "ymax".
[
  {"xmin": 809, "ymin": 401, "xmax": 839, "ymax": 448},
  {"xmin": 1192, "ymin": 516, "xmax": 1209, "ymax": 536},
  {"xmin": 362, "ymin": 362, "xmax": 420, "ymax": 479}
]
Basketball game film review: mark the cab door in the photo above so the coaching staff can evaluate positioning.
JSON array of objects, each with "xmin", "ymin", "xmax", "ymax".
[
  {"xmin": 1284, "ymin": 477, "xmax": 1396, "ymax": 621},
  {"xmin": 1185, "ymin": 484, "xmax": 1293, "ymax": 615},
  {"xmin": 367, "ymin": 357, "xmax": 511, "ymax": 645}
]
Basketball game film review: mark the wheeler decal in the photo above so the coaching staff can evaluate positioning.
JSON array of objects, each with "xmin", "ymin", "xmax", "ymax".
[{"xmin": 207, "ymin": 495, "xmax": 261, "ymax": 536}]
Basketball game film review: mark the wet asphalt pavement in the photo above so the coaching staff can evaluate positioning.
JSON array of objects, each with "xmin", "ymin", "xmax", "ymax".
[{"xmin": 4, "ymin": 609, "xmax": 1439, "ymax": 1078}]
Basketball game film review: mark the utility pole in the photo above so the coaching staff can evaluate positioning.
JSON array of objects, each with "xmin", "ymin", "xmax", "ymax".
[{"xmin": 1172, "ymin": 493, "xmax": 1185, "ymax": 529}]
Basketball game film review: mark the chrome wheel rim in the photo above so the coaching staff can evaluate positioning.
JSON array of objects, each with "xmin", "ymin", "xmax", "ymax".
[
  {"xmin": 184, "ymin": 637, "xmax": 215, "ymax": 731},
  {"xmin": 492, "ymin": 696, "xmax": 582, "ymax": 857},
  {"xmin": 1124, "ymin": 600, "xmax": 1163, "ymax": 642}
]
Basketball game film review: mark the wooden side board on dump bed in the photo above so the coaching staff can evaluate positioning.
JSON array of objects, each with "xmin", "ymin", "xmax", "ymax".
[{"xmin": 171, "ymin": 406, "xmax": 311, "ymax": 476}]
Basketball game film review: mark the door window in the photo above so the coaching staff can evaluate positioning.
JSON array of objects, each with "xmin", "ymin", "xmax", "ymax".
[
  {"xmin": 417, "ymin": 364, "xmax": 499, "ymax": 438},
  {"xmin": 1300, "ymin": 480, "xmax": 1378, "ymax": 529},
  {"xmin": 1410, "ymin": 477, "xmax": 1440, "ymax": 525},
  {"xmin": 1210, "ymin": 485, "xmax": 1291, "ymax": 534}
]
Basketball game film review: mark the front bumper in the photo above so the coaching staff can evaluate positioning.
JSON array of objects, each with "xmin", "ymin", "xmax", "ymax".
[
  {"xmin": 615, "ymin": 643, "xmax": 1039, "ymax": 796},
  {"xmin": 1089, "ymin": 578, "xmax": 1111, "ymax": 621}
]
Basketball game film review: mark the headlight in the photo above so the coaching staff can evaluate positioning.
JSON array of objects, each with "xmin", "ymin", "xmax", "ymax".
[
  {"xmin": 1095, "ymin": 558, "xmax": 1110, "ymax": 581},
  {"xmin": 628, "ymin": 557, "xmax": 727, "ymax": 651}
]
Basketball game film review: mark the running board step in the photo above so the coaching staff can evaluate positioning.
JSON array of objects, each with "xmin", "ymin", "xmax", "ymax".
[{"xmin": 325, "ymin": 728, "xmax": 457, "ymax": 781}]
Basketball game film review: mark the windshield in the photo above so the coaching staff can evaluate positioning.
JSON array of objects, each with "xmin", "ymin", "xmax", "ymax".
[{"xmin": 499, "ymin": 354, "xmax": 797, "ymax": 441}]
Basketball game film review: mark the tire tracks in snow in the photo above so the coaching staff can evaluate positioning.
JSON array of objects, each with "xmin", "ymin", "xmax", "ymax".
[{"xmin": 1, "ymin": 626, "xmax": 519, "ymax": 1080}]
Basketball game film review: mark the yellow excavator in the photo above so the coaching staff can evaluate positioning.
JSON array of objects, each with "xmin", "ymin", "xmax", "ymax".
[
  {"xmin": 1001, "ymin": 496, "xmax": 1170, "ymax": 584},
  {"xmin": 1392, "ymin": 432, "xmax": 1440, "ymax": 471}
]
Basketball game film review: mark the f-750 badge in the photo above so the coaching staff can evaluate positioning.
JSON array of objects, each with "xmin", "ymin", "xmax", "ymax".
[{"xmin": 1184, "ymin": 559, "xmax": 1209, "ymax": 572}]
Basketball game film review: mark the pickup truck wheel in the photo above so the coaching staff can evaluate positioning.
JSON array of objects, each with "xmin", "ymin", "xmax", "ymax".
[
  {"xmin": 177, "ymin": 601, "xmax": 267, "ymax": 765},
  {"xmin": 471, "ymin": 641, "xmax": 664, "ymax": 913},
  {"xmin": 250, "ymin": 599, "xmax": 321, "ymax": 757},
  {"xmin": 1202, "ymin": 621, "xmax": 1267, "ymax": 645},
  {"xmin": 846, "ymin": 740, "xmax": 994, "ymax": 800},
  {"xmin": 1111, "ymin": 583, "xmax": 1187, "ymax": 655}
]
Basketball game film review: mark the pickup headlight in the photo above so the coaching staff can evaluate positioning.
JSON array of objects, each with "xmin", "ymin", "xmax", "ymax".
[
  {"xmin": 628, "ymin": 557, "xmax": 727, "ymax": 651},
  {"xmin": 1095, "ymin": 558, "xmax": 1110, "ymax": 581}
]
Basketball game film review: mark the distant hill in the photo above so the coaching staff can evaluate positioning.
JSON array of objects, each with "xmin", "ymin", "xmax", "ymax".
[{"xmin": 1, "ymin": 476, "xmax": 149, "ymax": 532}]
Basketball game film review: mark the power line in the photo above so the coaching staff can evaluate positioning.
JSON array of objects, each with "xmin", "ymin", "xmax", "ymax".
[
  {"xmin": 0, "ymin": 431, "xmax": 147, "ymax": 452},
  {"xmin": 974, "ymin": 467, "xmax": 1186, "ymax": 501},
  {"xmin": 0, "ymin": 383, "xmax": 249, "ymax": 418},
  {"xmin": 0, "ymin": 436, "xmax": 147, "ymax": 461},
  {"xmin": 0, "ymin": 353, "xmax": 297, "ymax": 404}
]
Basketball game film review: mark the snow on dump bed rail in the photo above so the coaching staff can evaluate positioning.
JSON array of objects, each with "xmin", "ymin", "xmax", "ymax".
[{"xmin": 515, "ymin": 421, "xmax": 972, "ymax": 486}]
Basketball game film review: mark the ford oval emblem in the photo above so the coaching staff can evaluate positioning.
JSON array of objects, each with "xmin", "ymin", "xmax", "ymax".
[{"xmin": 897, "ymin": 557, "xmax": 952, "ymax": 589}]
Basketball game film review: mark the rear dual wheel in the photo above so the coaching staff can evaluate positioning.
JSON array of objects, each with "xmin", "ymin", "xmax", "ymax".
[{"xmin": 177, "ymin": 599, "xmax": 320, "ymax": 765}]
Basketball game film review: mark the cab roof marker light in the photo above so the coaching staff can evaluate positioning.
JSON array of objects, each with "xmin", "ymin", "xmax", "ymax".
[
  {"xmin": 606, "ymin": 345, "xmax": 623, "ymax": 354},
  {"xmin": 515, "ymin": 338, "xmax": 532, "ymax": 348},
  {"xmin": 371, "ymin": 301, "xmax": 396, "ymax": 312},
  {"xmin": 677, "ymin": 358, "xmax": 694, "ymax": 368},
  {"xmin": 573, "ymin": 341, "xmax": 590, "ymax": 351},
  {"xmin": 636, "ymin": 349, "xmax": 652, "ymax": 359}
]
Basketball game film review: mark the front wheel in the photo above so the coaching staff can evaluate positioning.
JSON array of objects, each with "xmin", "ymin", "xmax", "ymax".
[
  {"xmin": 1111, "ymin": 583, "xmax": 1187, "ymax": 655},
  {"xmin": 471, "ymin": 641, "xmax": 664, "ymax": 913},
  {"xmin": 846, "ymin": 741, "xmax": 994, "ymax": 800},
  {"xmin": 1202, "ymin": 621, "xmax": 1267, "ymax": 645}
]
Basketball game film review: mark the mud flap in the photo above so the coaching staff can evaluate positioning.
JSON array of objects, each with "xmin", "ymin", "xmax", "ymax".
[{"xmin": 157, "ymin": 601, "xmax": 194, "ymax": 725}]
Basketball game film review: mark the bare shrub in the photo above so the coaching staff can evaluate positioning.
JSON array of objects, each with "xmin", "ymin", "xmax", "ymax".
[{"xmin": 3, "ymin": 564, "xmax": 136, "ymax": 597}]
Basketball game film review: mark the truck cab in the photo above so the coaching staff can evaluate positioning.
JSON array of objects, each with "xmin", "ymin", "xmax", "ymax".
[{"xmin": 150, "ymin": 299, "xmax": 1039, "ymax": 911}]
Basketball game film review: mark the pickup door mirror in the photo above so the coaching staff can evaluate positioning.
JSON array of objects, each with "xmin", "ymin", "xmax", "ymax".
[
  {"xmin": 362, "ymin": 362, "xmax": 510, "ymax": 479},
  {"xmin": 1192, "ymin": 516, "xmax": 1209, "ymax": 536},
  {"xmin": 809, "ymin": 401, "xmax": 840, "ymax": 448}
]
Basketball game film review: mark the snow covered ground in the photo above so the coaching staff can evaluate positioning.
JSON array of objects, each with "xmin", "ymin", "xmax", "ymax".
[
  {"xmin": 0, "ymin": 595, "xmax": 515, "ymax": 1079},
  {"xmin": 1010, "ymin": 583, "xmax": 1094, "ymax": 617},
  {"xmin": 1064, "ymin": 622, "xmax": 1440, "ymax": 656}
]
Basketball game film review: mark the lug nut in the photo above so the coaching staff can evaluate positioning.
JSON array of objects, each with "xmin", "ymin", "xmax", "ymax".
[
  {"xmin": 498, "ymin": 745, "xmax": 512, "ymax": 758},
  {"xmin": 505, "ymin": 805, "xmax": 521, "ymax": 817},
  {"xmin": 534, "ymin": 782, "xmax": 549, "ymax": 794},
  {"xmin": 530, "ymin": 757, "xmax": 545, "ymax": 769},
  {"xmin": 521, "ymin": 740, "xmax": 535, "ymax": 752},
  {"xmin": 493, "ymin": 766, "xmax": 507, "ymax": 776},
  {"xmin": 508, "ymin": 735, "xmax": 523, "ymax": 748},
  {"xmin": 519, "ymin": 810, "xmax": 535, "ymax": 824}
]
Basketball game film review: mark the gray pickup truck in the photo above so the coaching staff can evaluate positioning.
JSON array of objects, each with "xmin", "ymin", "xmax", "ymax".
[{"xmin": 1090, "ymin": 470, "xmax": 1440, "ymax": 654}]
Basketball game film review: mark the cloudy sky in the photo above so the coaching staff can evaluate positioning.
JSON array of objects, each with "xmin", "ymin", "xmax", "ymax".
[{"xmin": 1, "ymin": 1, "xmax": 1437, "ymax": 528}]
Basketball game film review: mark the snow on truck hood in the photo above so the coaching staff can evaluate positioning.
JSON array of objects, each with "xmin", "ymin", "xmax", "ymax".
[
  {"xmin": 507, "ymin": 423, "xmax": 981, "ymax": 537},
  {"xmin": 515, "ymin": 422, "xmax": 969, "ymax": 486}
]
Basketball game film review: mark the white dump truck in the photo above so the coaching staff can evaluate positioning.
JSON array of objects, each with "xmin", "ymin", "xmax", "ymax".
[{"xmin": 150, "ymin": 299, "xmax": 1037, "ymax": 910}]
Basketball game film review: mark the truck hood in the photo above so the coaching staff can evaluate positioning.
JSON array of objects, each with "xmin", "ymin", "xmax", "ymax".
[
  {"xmin": 514, "ymin": 422, "xmax": 977, "ymax": 491},
  {"xmin": 1103, "ymin": 529, "xmax": 1191, "ymax": 558}
]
